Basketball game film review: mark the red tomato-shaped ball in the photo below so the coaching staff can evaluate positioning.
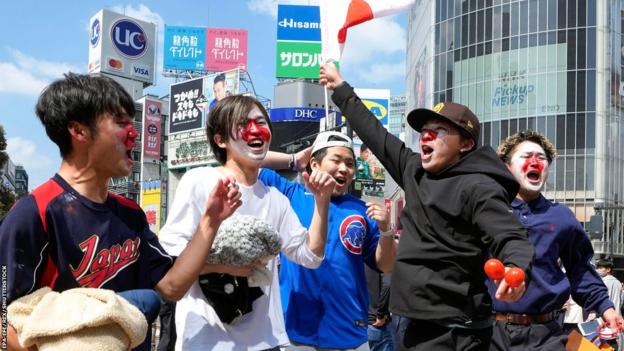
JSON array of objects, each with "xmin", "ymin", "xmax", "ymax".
[
  {"xmin": 484, "ymin": 258, "xmax": 505, "ymax": 280},
  {"xmin": 505, "ymin": 267, "xmax": 525, "ymax": 288}
]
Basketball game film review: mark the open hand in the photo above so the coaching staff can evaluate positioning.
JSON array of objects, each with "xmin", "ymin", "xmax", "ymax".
[{"xmin": 203, "ymin": 177, "xmax": 242, "ymax": 226}]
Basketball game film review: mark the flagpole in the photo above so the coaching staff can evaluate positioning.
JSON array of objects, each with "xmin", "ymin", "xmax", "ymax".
[{"xmin": 324, "ymin": 86, "xmax": 330, "ymax": 125}]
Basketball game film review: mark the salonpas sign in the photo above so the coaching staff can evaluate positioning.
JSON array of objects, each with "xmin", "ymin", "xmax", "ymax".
[{"xmin": 452, "ymin": 43, "xmax": 567, "ymax": 121}]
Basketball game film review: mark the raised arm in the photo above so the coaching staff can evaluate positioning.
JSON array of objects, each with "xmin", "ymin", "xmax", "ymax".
[
  {"xmin": 156, "ymin": 177, "xmax": 241, "ymax": 301},
  {"xmin": 262, "ymin": 147, "xmax": 313, "ymax": 173}
]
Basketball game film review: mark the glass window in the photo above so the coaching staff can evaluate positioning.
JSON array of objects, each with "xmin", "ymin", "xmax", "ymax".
[
  {"xmin": 587, "ymin": 70, "xmax": 596, "ymax": 111},
  {"xmin": 437, "ymin": 0, "xmax": 442, "ymax": 22},
  {"xmin": 546, "ymin": 115, "xmax": 556, "ymax": 150},
  {"xmin": 577, "ymin": 28, "xmax": 586, "ymax": 69},
  {"xmin": 577, "ymin": 0, "xmax": 586, "ymax": 27},
  {"xmin": 565, "ymin": 156, "xmax": 575, "ymax": 191},
  {"xmin": 586, "ymin": 113, "xmax": 595, "ymax": 149},
  {"xmin": 587, "ymin": 0, "xmax": 596, "ymax": 26},
  {"xmin": 556, "ymin": 114, "xmax": 566, "ymax": 150},
  {"xmin": 492, "ymin": 120, "xmax": 501, "ymax": 146},
  {"xmin": 567, "ymin": 0, "xmax": 576, "ymax": 28},
  {"xmin": 576, "ymin": 70, "xmax": 586, "ymax": 111},
  {"xmin": 470, "ymin": 12, "xmax": 477, "ymax": 44},
  {"xmin": 576, "ymin": 113, "xmax": 585, "ymax": 150},
  {"xmin": 548, "ymin": 0, "xmax": 557, "ymax": 30},
  {"xmin": 509, "ymin": 118, "xmax": 518, "ymax": 136},
  {"xmin": 575, "ymin": 156, "xmax": 585, "ymax": 190},
  {"xmin": 485, "ymin": 8, "xmax": 493, "ymax": 41},
  {"xmin": 529, "ymin": 0, "xmax": 538, "ymax": 33},
  {"xmin": 587, "ymin": 27, "xmax": 596, "ymax": 69},
  {"xmin": 567, "ymin": 71, "xmax": 576, "ymax": 112},
  {"xmin": 567, "ymin": 29, "xmax": 576, "ymax": 69},
  {"xmin": 537, "ymin": 116, "xmax": 547, "ymax": 134},
  {"xmin": 478, "ymin": 9, "xmax": 485, "ymax": 43},
  {"xmin": 440, "ymin": 0, "xmax": 448, "ymax": 21},
  {"xmin": 520, "ymin": 0, "xmax": 529, "ymax": 34},
  {"xmin": 586, "ymin": 156, "xmax": 594, "ymax": 190},
  {"xmin": 511, "ymin": 2, "xmax": 519, "ymax": 36},
  {"xmin": 483, "ymin": 121, "xmax": 492, "ymax": 145},
  {"xmin": 558, "ymin": 0, "xmax": 567, "ymax": 29},
  {"xmin": 565, "ymin": 114, "xmax": 576, "ymax": 150},
  {"xmin": 555, "ymin": 157, "xmax": 565, "ymax": 191},
  {"xmin": 528, "ymin": 116, "xmax": 536, "ymax": 131},
  {"xmin": 493, "ymin": 5, "xmax": 502, "ymax": 39},
  {"xmin": 462, "ymin": 14, "xmax": 469, "ymax": 46},
  {"xmin": 502, "ymin": 4, "xmax": 510, "ymax": 38},
  {"xmin": 501, "ymin": 119, "xmax": 509, "ymax": 141},
  {"xmin": 539, "ymin": 0, "xmax": 548, "ymax": 31},
  {"xmin": 518, "ymin": 117, "xmax": 528, "ymax": 131}
]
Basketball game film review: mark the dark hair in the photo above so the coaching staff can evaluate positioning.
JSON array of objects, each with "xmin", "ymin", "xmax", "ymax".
[
  {"xmin": 214, "ymin": 73, "xmax": 226, "ymax": 85},
  {"xmin": 35, "ymin": 73, "xmax": 135, "ymax": 158},
  {"xmin": 206, "ymin": 95, "xmax": 272, "ymax": 164},
  {"xmin": 596, "ymin": 259, "xmax": 614, "ymax": 270},
  {"xmin": 497, "ymin": 130, "xmax": 557, "ymax": 164},
  {"xmin": 360, "ymin": 145, "xmax": 369, "ymax": 154}
]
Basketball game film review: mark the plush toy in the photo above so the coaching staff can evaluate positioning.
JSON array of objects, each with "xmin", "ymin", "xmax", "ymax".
[{"xmin": 206, "ymin": 214, "xmax": 282, "ymax": 286}]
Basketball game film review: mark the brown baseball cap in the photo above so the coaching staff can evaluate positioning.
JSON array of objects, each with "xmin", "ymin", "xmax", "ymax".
[{"xmin": 407, "ymin": 102, "xmax": 480, "ymax": 145}]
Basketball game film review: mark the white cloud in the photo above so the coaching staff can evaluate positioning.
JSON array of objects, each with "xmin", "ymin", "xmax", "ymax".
[
  {"xmin": 6, "ymin": 137, "xmax": 55, "ymax": 170},
  {"xmin": 340, "ymin": 16, "xmax": 406, "ymax": 66},
  {"xmin": 0, "ymin": 62, "xmax": 48, "ymax": 95},
  {"xmin": 8, "ymin": 48, "xmax": 82, "ymax": 78},
  {"xmin": 353, "ymin": 61, "xmax": 406, "ymax": 85},
  {"xmin": 247, "ymin": 0, "xmax": 278, "ymax": 18}
]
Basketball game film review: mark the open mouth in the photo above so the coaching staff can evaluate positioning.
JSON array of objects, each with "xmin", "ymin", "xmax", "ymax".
[
  {"xmin": 247, "ymin": 139, "xmax": 264, "ymax": 148},
  {"xmin": 421, "ymin": 145, "xmax": 434, "ymax": 157},
  {"xmin": 334, "ymin": 176, "xmax": 346, "ymax": 186},
  {"xmin": 526, "ymin": 170, "xmax": 540, "ymax": 181}
]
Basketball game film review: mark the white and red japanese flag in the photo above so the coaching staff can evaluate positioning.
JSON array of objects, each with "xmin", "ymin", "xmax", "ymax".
[{"xmin": 320, "ymin": 0, "xmax": 416, "ymax": 63}]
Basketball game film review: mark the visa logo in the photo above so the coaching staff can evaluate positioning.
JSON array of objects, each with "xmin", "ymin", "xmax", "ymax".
[
  {"xmin": 133, "ymin": 66, "xmax": 149, "ymax": 76},
  {"xmin": 278, "ymin": 18, "xmax": 319, "ymax": 29}
]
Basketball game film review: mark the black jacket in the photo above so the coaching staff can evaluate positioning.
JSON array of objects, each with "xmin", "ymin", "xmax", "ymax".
[{"xmin": 333, "ymin": 83, "xmax": 534, "ymax": 324}]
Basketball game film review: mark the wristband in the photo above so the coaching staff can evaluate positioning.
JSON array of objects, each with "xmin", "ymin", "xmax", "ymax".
[
  {"xmin": 380, "ymin": 229, "xmax": 394, "ymax": 237},
  {"xmin": 288, "ymin": 154, "xmax": 297, "ymax": 171}
]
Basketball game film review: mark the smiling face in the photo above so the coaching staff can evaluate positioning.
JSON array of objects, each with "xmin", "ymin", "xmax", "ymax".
[
  {"xmin": 311, "ymin": 146, "xmax": 356, "ymax": 197},
  {"xmin": 507, "ymin": 141, "xmax": 549, "ymax": 201},
  {"xmin": 419, "ymin": 118, "xmax": 473, "ymax": 174},
  {"xmin": 214, "ymin": 80, "xmax": 226, "ymax": 101},
  {"xmin": 225, "ymin": 106, "xmax": 272, "ymax": 164}
]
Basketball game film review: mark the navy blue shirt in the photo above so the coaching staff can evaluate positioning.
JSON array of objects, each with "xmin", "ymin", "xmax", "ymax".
[{"xmin": 488, "ymin": 194, "xmax": 613, "ymax": 315}]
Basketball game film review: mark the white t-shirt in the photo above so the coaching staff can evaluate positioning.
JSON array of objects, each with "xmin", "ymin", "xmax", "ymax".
[{"xmin": 159, "ymin": 167, "xmax": 323, "ymax": 351}]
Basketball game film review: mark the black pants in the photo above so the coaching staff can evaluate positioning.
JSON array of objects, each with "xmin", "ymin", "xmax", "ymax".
[
  {"xmin": 156, "ymin": 299, "xmax": 177, "ymax": 351},
  {"xmin": 403, "ymin": 319, "xmax": 492, "ymax": 351},
  {"xmin": 489, "ymin": 320, "xmax": 567, "ymax": 351}
]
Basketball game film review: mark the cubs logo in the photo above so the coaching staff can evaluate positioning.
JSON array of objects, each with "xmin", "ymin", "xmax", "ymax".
[{"xmin": 339, "ymin": 215, "xmax": 367, "ymax": 255}]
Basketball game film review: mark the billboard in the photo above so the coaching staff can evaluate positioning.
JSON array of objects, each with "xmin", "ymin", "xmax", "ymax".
[
  {"xmin": 452, "ymin": 43, "xmax": 568, "ymax": 121},
  {"xmin": 269, "ymin": 107, "xmax": 340, "ymax": 122},
  {"xmin": 206, "ymin": 28, "xmax": 248, "ymax": 72},
  {"xmin": 142, "ymin": 98, "xmax": 162, "ymax": 160},
  {"xmin": 88, "ymin": 9, "xmax": 156, "ymax": 85},
  {"xmin": 276, "ymin": 5, "xmax": 323, "ymax": 79},
  {"xmin": 141, "ymin": 180, "xmax": 161, "ymax": 234},
  {"xmin": 163, "ymin": 26, "xmax": 206, "ymax": 71},
  {"xmin": 353, "ymin": 88, "xmax": 390, "ymax": 127},
  {"xmin": 169, "ymin": 77, "xmax": 204, "ymax": 133},
  {"xmin": 167, "ymin": 129, "xmax": 215, "ymax": 169}
]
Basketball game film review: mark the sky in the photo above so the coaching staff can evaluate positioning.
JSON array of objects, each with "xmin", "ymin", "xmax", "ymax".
[{"xmin": 0, "ymin": 0, "xmax": 407, "ymax": 190}]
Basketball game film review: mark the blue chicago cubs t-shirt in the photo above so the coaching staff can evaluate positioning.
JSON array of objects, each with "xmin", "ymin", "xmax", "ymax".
[{"xmin": 259, "ymin": 168, "xmax": 380, "ymax": 349}]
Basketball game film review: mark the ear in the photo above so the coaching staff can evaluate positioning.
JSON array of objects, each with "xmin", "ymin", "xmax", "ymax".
[
  {"xmin": 214, "ymin": 133, "xmax": 227, "ymax": 148},
  {"xmin": 67, "ymin": 121, "xmax": 89, "ymax": 142},
  {"xmin": 309, "ymin": 157, "xmax": 320, "ymax": 171},
  {"xmin": 460, "ymin": 138, "xmax": 475, "ymax": 153}
]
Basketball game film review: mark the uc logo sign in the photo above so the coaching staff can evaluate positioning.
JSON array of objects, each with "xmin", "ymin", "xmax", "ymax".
[
  {"xmin": 90, "ymin": 19, "xmax": 101, "ymax": 47},
  {"xmin": 111, "ymin": 19, "xmax": 147, "ymax": 58}
]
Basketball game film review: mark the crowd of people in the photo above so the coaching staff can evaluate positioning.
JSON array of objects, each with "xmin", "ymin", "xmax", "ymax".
[{"xmin": 1, "ymin": 63, "xmax": 623, "ymax": 351}]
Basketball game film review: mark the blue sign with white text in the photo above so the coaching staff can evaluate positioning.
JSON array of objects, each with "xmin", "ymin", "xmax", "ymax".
[
  {"xmin": 164, "ymin": 26, "xmax": 207, "ymax": 71},
  {"xmin": 277, "ymin": 5, "xmax": 321, "ymax": 42},
  {"xmin": 269, "ymin": 107, "xmax": 342, "ymax": 122}
]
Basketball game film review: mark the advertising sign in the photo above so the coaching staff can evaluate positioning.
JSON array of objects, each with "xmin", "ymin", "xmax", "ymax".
[
  {"xmin": 452, "ymin": 43, "xmax": 568, "ymax": 121},
  {"xmin": 88, "ymin": 9, "xmax": 156, "ymax": 85},
  {"xmin": 140, "ymin": 180, "xmax": 161, "ymax": 234},
  {"xmin": 206, "ymin": 28, "xmax": 248, "ymax": 72},
  {"xmin": 167, "ymin": 129, "xmax": 215, "ymax": 169},
  {"xmin": 276, "ymin": 5, "xmax": 323, "ymax": 79},
  {"xmin": 169, "ymin": 77, "xmax": 204, "ymax": 133},
  {"xmin": 142, "ymin": 98, "xmax": 162, "ymax": 160},
  {"xmin": 353, "ymin": 88, "xmax": 390, "ymax": 127},
  {"xmin": 269, "ymin": 107, "xmax": 340, "ymax": 122},
  {"xmin": 163, "ymin": 26, "xmax": 206, "ymax": 71},
  {"xmin": 277, "ymin": 5, "xmax": 321, "ymax": 41}
]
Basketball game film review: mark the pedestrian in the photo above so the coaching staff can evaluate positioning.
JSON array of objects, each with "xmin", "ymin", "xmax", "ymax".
[
  {"xmin": 319, "ymin": 63, "xmax": 534, "ymax": 351},
  {"xmin": 366, "ymin": 267, "xmax": 394, "ymax": 351},
  {"xmin": 260, "ymin": 131, "xmax": 397, "ymax": 350},
  {"xmin": 490, "ymin": 130, "xmax": 623, "ymax": 350},
  {"xmin": 0, "ymin": 73, "xmax": 242, "ymax": 351},
  {"xmin": 158, "ymin": 94, "xmax": 336, "ymax": 350}
]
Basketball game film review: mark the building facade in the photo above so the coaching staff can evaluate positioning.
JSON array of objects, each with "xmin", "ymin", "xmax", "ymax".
[
  {"xmin": 407, "ymin": 0, "xmax": 624, "ymax": 261},
  {"xmin": 389, "ymin": 95, "xmax": 407, "ymax": 138},
  {"xmin": 14, "ymin": 165, "xmax": 28, "ymax": 195}
]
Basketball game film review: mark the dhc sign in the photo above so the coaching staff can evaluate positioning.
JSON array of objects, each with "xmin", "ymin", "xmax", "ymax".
[
  {"xmin": 111, "ymin": 19, "xmax": 148, "ymax": 58},
  {"xmin": 270, "ymin": 107, "xmax": 340, "ymax": 122}
]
